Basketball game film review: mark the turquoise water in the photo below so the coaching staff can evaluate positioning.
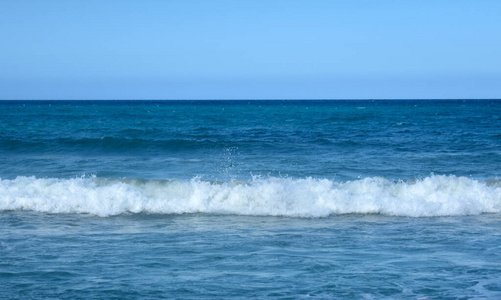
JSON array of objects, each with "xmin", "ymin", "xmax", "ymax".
[{"xmin": 1, "ymin": 100, "xmax": 501, "ymax": 298}]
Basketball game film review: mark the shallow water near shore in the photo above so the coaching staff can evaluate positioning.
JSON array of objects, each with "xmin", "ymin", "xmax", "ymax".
[{"xmin": 1, "ymin": 212, "xmax": 501, "ymax": 299}]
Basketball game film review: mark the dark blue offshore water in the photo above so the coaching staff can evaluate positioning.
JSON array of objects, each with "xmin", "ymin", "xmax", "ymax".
[
  {"xmin": 1, "ymin": 100, "xmax": 500, "ymax": 181},
  {"xmin": 1, "ymin": 100, "xmax": 501, "ymax": 299}
]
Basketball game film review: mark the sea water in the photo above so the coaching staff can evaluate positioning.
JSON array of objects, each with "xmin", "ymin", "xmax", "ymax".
[{"xmin": 1, "ymin": 100, "xmax": 500, "ymax": 299}]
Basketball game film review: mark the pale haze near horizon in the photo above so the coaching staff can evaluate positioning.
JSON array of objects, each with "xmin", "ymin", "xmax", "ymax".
[{"xmin": 1, "ymin": 0, "xmax": 500, "ymax": 100}]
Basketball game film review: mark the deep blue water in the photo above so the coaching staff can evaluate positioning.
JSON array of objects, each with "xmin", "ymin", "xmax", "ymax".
[
  {"xmin": 1, "ymin": 100, "xmax": 500, "ymax": 298},
  {"xmin": 2, "ymin": 100, "xmax": 501, "ymax": 181}
]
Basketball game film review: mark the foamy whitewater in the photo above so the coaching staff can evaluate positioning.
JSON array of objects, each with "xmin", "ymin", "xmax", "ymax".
[
  {"xmin": 2, "ymin": 175, "xmax": 500, "ymax": 217},
  {"xmin": 1, "ymin": 100, "xmax": 500, "ymax": 299}
]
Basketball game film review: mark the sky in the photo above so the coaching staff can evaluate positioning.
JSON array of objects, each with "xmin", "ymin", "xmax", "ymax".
[{"xmin": 1, "ymin": 0, "xmax": 500, "ymax": 100}]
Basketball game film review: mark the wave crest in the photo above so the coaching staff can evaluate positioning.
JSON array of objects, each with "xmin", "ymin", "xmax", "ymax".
[{"xmin": 1, "ymin": 175, "xmax": 500, "ymax": 217}]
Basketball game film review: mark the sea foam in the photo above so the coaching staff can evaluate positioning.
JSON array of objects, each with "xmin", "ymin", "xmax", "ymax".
[{"xmin": 0, "ymin": 175, "xmax": 500, "ymax": 217}]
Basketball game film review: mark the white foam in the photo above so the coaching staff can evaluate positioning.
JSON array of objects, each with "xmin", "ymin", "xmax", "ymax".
[{"xmin": 0, "ymin": 175, "xmax": 500, "ymax": 217}]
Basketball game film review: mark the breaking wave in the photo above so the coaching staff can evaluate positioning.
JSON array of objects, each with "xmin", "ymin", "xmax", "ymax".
[{"xmin": 0, "ymin": 175, "xmax": 500, "ymax": 217}]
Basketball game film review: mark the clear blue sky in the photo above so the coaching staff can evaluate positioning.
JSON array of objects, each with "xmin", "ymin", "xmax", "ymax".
[{"xmin": 1, "ymin": 0, "xmax": 500, "ymax": 99}]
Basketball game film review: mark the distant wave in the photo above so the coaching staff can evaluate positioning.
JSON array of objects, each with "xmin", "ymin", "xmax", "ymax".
[
  {"xmin": 0, "ymin": 137, "xmax": 222, "ymax": 152},
  {"xmin": 1, "ymin": 175, "xmax": 500, "ymax": 217}
]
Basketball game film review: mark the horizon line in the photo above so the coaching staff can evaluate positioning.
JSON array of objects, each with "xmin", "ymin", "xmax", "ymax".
[{"xmin": 1, "ymin": 98, "xmax": 501, "ymax": 101}]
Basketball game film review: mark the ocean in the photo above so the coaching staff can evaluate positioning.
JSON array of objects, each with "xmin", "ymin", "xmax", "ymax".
[{"xmin": 1, "ymin": 100, "xmax": 500, "ymax": 299}]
